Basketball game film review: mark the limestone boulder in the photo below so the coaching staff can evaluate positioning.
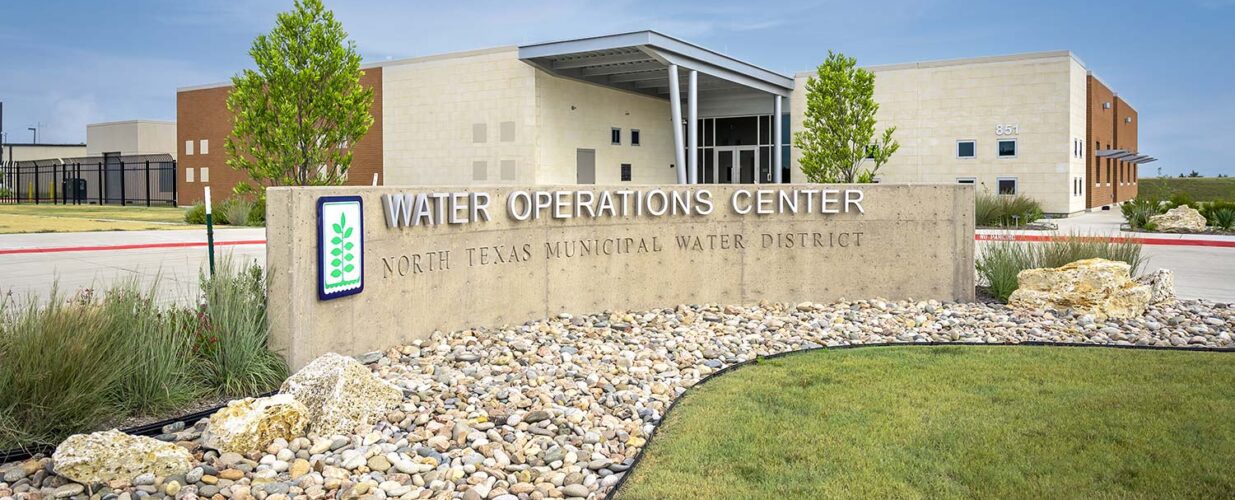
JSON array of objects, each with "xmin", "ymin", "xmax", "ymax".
[
  {"xmin": 52, "ymin": 429, "xmax": 193, "ymax": 484},
  {"xmin": 1136, "ymin": 269, "xmax": 1176, "ymax": 305},
  {"xmin": 202, "ymin": 394, "xmax": 309, "ymax": 453},
  {"xmin": 1149, "ymin": 206, "xmax": 1207, "ymax": 232},
  {"xmin": 1008, "ymin": 258, "xmax": 1151, "ymax": 320},
  {"xmin": 280, "ymin": 352, "xmax": 403, "ymax": 437}
]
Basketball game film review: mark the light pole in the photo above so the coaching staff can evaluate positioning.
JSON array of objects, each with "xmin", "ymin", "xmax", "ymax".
[{"xmin": 28, "ymin": 127, "xmax": 37, "ymax": 144}]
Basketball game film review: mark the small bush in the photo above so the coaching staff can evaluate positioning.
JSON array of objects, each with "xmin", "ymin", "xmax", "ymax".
[
  {"xmin": 977, "ymin": 234, "xmax": 1146, "ymax": 302},
  {"xmin": 196, "ymin": 259, "xmax": 287, "ymax": 397},
  {"xmin": 184, "ymin": 202, "xmax": 207, "ymax": 224},
  {"xmin": 1122, "ymin": 198, "xmax": 1165, "ymax": 229},
  {"xmin": 975, "ymin": 192, "xmax": 1044, "ymax": 227},
  {"xmin": 1212, "ymin": 207, "xmax": 1235, "ymax": 230},
  {"xmin": 247, "ymin": 197, "xmax": 267, "ymax": 226},
  {"xmin": 221, "ymin": 197, "xmax": 256, "ymax": 227},
  {"xmin": 1166, "ymin": 192, "xmax": 1195, "ymax": 210}
]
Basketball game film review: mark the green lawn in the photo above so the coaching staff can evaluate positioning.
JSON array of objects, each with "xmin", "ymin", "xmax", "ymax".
[
  {"xmin": 1139, "ymin": 177, "xmax": 1235, "ymax": 202},
  {"xmin": 0, "ymin": 204, "xmax": 194, "ymax": 233},
  {"xmin": 618, "ymin": 346, "xmax": 1235, "ymax": 499}
]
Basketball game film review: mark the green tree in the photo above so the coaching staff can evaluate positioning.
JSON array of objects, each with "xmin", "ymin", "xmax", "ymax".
[
  {"xmin": 793, "ymin": 51, "xmax": 899, "ymax": 183},
  {"xmin": 225, "ymin": 0, "xmax": 374, "ymax": 192}
]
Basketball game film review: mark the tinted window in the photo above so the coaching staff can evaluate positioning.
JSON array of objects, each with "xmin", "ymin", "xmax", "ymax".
[
  {"xmin": 611, "ymin": 128, "xmax": 621, "ymax": 145},
  {"xmin": 998, "ymin": 140, "xmax": 1017, "ymax": 157},
  {"xmin": 631, "ymin": 129, "xmax": 640, "ymax": 146},
  {"xmin": 957, "ymin": 141, "xmax": 976, "ymax": 158},
  {"xmin": 621, "ymin": 164, "xmax": 632, "ymax": 182},
  {"xmin": 998, "ymin": 179, "xmax": 1017, "ymax": 195}
]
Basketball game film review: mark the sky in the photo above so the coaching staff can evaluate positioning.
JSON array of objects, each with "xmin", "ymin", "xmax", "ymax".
[{"xmin": 1, "ymin": 0, "xmax": 1232, "ymax": 176}]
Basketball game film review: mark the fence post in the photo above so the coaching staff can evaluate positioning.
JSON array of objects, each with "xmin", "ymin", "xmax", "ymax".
[
  {"xmin": 119, "ymin": 161, "xmax": 126, "ymax": 206},
  {"xmin": 145, "ymin": 160, "xmax": 151, "ymax": 207},
  {"xmin": 75, "ymin": 163, "xmax": 81, "ymax": 205},
  {"xmin": 33, "ymin": 165, "xmax": 38, "ymax": 205},
  {"xmin": 171, "ymin": 161, "xmax": 178, "ymax": 207},
  {"xmin": 97, "ymin": 162, "xmax": 104, "ymax": 205},
  {"xmin": 14, "ymin": 164, "xmax": 19, "ymax": 204}
]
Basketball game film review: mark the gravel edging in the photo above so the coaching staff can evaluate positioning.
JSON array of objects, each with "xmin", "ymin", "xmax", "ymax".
[
  {"xmin": 3, "ymin": 299, "xmax": 1233, "ymax": 500},
  {"xmin": 601, "ymin": 340, "xmax": 1235, "ymax": 499}
]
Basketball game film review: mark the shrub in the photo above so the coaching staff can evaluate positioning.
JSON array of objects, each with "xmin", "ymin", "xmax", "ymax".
[
  {"xmin": 1212, "ymin": 207, "xmax": 1235, "ymax": 230},
  {"xmin": 1166, "ymin": 191, "xmax": 1195, "ymax": 210},
  {"xmin": 221, "ymin": 197, "xmax": 256, "ymax": 227},
  {"xmin": 975, "ymin": 192, "xmax": 1044, "ymax": 227},
  {"xmin": 184, "ymin": 202, "xmax": 207, "ymax": 224},
  {"xmin": 977, "ymin": 234, "xmax": 1146, "ymax": 302},
  {"xmin": 247, "ymin": 196, "xmax": 267, "ymax": 226},
  {"xmin": 1122, "ymin": 198, "xmax": 1165, "ymax": 230},
  {"xmin": 195, "ymin": 258, "xmax": 287, "ymax": 397}
]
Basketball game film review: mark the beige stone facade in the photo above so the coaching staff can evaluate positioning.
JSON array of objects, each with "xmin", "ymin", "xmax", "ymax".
[
  {"xmin": 791, "ymin": 52, "xmax": 1092, "ymax": 215},
  {"xmin": 379, "ymin": 47, "xmax": 678, "ymax": 187},
  {"xmin": 86, "ymin": 120, "xmax": 177, "ymax": 158}
]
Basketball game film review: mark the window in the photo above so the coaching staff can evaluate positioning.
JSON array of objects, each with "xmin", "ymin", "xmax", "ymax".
[
  {"xmin": 473, "ymin": 161, "xmax": 487, "ymax": 181},
  {"xmin": 200, "ymin": 167, "xmax": 209, "ymax": 183},
  {"xmin": 997, "ymin": 139, "xmax": 1017, "ymax": 158},
  {"xmin": 472, "ymin": 123, "xmax": 487, "ymax": 143},
  {"xmin": 185, "ymin": 167, "xmax": 195, "ymax": 183},
  {"xmin": 185, "ymin": 140, "xmax": 194, "ymax": 156},
  {"xmin": 611, "ymin": 128, "xmax": 621, "ymax": 145},
  {"xmin": 631, "ymin": 129, "xmax": 640, "ymax": 146},
  {"xmin": 956, "ymin": 140, "xmax": 976, "ymax": 158},
  {"xmin": 620, "ymin": 164, "xmax": 632, "ymax": 182},
  {"xmin": 500, "ymin": 121, "xmax": 515, "ymax": 142},
  {"xmin": 956, "ymin": 177, "xmax": 976, "ymax": 184},
  {"xmin": 864, "ymin": 145, "xmax": 876, "ymax": 159},
  {"xmin": 500, "ymin": 160, "xmax": 516, "ymax": 181},
  {"xmin": 997, "ymin": 177, "xmax": 1017, "ymax": 195},
  {"xmin": 200, "ymin": 139, "xmax": 209, "ymax": 155}
]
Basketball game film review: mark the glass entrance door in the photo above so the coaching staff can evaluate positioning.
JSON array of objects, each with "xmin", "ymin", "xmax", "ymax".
[{"xmin": 714, "ymin": 147, "xmax": 757, "ymax": 184}]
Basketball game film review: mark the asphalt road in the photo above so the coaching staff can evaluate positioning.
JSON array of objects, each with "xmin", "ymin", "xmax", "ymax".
[{"xmin": 1, "ymin": 225, "xmax": 1233, "ymax": 306}]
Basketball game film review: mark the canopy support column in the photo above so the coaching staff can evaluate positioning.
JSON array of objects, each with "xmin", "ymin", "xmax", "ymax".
[
  {"xmin": 668, "ymin": 65, "xmax": 686, "ymax": 184},
  {"xmin": 687, "ymin": 70, "xmax": 699, "ymax": 184},
  {"xmin": 773, "ymin": 94, "xmax": 783, "ymax": 183}
]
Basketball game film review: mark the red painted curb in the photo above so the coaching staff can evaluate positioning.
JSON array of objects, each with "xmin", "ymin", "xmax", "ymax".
[
  {"xmin": 0, "ymin": 240, "xmax": 267, "ymax": 255},
  {"xmin": 976, "ymin": 233, "xmax": 1235, "ymax": 248}
]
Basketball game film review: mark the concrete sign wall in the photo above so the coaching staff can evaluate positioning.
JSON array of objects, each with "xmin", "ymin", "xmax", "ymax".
[{"xmin": 267, "ymin": 184, "xmax": 975, "ymax": 369}]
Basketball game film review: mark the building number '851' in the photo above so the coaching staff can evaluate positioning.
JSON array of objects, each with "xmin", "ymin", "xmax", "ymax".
[{"xmin": 995, "ymin": 124, "xmax": 1020, "ymax": 136}]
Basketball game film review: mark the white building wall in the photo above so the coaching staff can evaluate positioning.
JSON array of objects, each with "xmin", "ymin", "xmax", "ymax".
[
  {"xmin": 381, "ymin": 47, "xmax": 538, "ymax": 185},
  {"xmin": 535, "ymin": 71, "xmax": 677, "ymax": 184},
  {"xmin": 1066, "ymin": 59, "xmax": 1089, "ymax": 214},
  {"xmin": 790, "ymin": 52, "xmax": 1082, "ymax": 215},
  {"xmin": 86, "ymin": 120, "xmax": 177, "ymax": 158}
]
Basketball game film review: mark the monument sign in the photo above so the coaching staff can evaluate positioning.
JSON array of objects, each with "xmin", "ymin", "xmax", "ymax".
[{"xmin": 268, "ymin": 184, "xmax": 975, "ymax": 368}]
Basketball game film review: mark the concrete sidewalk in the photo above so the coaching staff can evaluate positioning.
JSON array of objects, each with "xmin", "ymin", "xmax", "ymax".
[{"xmin": 979, "ymin": 210, "xmax": 1235, "ymax": 242}]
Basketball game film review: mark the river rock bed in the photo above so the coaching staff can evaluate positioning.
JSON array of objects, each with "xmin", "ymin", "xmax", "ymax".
[{"xmin": 3, "ymin": 298, "xmax": 1233, "ymax": 500}]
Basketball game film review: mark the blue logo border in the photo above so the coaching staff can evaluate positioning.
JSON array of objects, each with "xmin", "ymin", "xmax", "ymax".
[{"xmin": 316, "ymin": 195, "xmax": 365, "ymax": 301}]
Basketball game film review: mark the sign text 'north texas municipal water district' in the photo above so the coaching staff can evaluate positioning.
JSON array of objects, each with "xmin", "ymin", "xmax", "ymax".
[{"xmin": 281, "ymin": 184, "xmax": 974, "ymax": 369}]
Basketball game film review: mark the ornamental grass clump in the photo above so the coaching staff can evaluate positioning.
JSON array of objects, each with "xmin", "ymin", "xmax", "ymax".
[
  {"xmin": 975, "ymin": 192, "xmax": 1044, "ymax": 227},
  {"xmin": 977, "ymin": 234, "xmax": 1146, "ymax": 302},
  {"xmin": 1121, "ymin": 198, "xmax": 1165, "ymax": 230},
  {"xmin": 0, "ymin": 260, "xmax": 284, "ymax": 450},
  {"xmin": 196, "ymin": 258, "xmax": 288, "ymax": 397}
]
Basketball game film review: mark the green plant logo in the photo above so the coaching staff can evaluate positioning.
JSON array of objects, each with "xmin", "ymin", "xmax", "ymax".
[
  {"xmin": 329, "ymin": 212, "xmax": 357, "ymax": 284},
  {"xmin": 318, "ymin": 197, "xmax": 363, "ymax": 300}
]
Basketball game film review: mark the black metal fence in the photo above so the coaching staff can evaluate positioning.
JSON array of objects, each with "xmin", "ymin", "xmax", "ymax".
[{"xmin": 0, "ymin": 158, "xmax": 177, "ymax": 206}]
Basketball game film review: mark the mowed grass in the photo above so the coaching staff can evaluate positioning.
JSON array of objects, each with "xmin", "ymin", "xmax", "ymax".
[
  {"xmin": 1139, "ymin": 177, "xmax": 1235, "ymax": 202},
  {"xmin": 0, "ymin": 204, "xmax": 194, "ymax": 233},
  {"xmin": 619, "ymin": 346, "xmax": 1235, "ymax": 499}
]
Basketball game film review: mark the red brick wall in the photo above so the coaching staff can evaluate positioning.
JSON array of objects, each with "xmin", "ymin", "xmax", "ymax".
[
  {"xmin": 176, "ymin": 66, "xmax": 383, "ymax": 205},
  {"xmin": 1086, "ymin": 75, "xmax": 1116, "ymax": 208}
]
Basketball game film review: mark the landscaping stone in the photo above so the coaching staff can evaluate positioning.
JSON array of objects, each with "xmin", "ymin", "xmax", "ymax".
[
  {"xmin": 1149, "ymin": 205, "xmax": 1207, "ymax": 232},
  {"xmin": 1137, "ymin": 269, "xmax": 1176, "ymax": 305},
  {"xmin": 10, "ymin": 299, "xmax": 1235, "ymax": 499},
  {"xmin": 279, "ymin": 352, "xmax": 403, "ymax": 437},
  {"xmin": 1009, "ymin": 258, "xmax": 1152, "ymax": 320},
  {"xmin": 51, "ymin": 430, "xmax": 193, "ymax": 484},
  {"xmin": 201, "ymin": 394, "xmax": 309, "ymax": 454}
]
